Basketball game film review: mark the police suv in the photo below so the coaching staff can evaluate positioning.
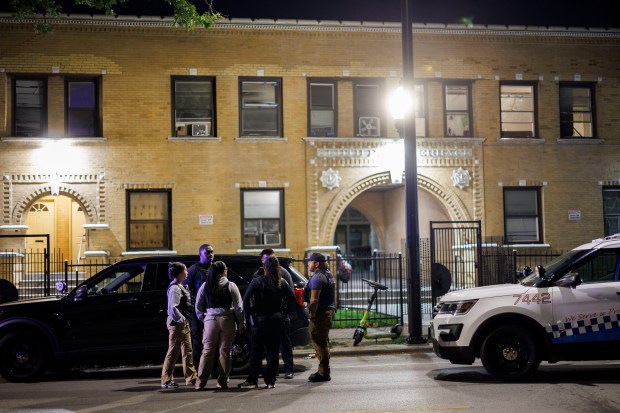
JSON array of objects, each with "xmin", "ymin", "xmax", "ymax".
[{"xmin": 430, "ymin": 234, "xmax": 620, "ymax": 381}]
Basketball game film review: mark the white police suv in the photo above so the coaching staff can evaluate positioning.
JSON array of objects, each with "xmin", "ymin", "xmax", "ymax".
[{"xmin": 430, "ymin": 234, "xmax": 620, "ymax": 381}]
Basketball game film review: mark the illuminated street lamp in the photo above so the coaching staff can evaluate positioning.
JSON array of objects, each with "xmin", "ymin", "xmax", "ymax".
[{"xmin": 398, "ymin": 0, "xmax": 426, "ymax": 344}]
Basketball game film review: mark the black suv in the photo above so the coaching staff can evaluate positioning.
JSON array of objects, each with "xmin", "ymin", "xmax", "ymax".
[{"xmin": 0, "ymin": 254, "xmax": 310, "ymax": 382}]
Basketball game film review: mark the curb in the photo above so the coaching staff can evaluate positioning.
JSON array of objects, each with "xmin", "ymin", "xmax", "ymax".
[{"xmin": 294, "ymin": 343, "xmax": 433, "ymax": 358}]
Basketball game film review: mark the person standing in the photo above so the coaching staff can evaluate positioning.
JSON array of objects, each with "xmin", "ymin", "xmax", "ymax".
[
  {"xmin": 194, "ymin": 261, "xmax": 244, "ymax": 390},
  {"xmin": 304, "ymin": 252, "xmax": 335, "ymax": 382},
  {"xmin": 238, "ymin": 256, "xmax": 296, "ymax": 389},
  {"xmin": 184, "ymin": 244, "xmax": 214, "ymax": 368},
  {"xmin": 253, "ymin": 248, "xmax": 295, "ymax": 379},
  {"xmin": 161, "ymin": 262, "xmax": 197, "ymax": 389}
]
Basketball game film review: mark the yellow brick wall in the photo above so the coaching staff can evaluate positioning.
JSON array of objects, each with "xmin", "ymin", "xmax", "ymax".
[{"xmin": 0, "ymin": 21, "xmax": 619, "ymax": 256}]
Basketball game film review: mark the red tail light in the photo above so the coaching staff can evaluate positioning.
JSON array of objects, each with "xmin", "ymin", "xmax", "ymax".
[{"xmin": 294, "ymin": 287, "xmax": 305, "ymax": 307}]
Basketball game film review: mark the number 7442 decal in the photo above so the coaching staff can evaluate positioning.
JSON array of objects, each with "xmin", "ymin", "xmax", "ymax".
[{"xmin": 513, "ymin": 292, "xmax": 551, "ymax": 305}]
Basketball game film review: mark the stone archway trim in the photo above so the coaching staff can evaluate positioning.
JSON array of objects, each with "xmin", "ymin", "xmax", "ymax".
[
  {"xmin": 318, "ymin": 172, "xmax": 472, "ymax": 246},
  {"xmin": 12, "ymin": 184, "xmax": 97, "ymax": 225}
]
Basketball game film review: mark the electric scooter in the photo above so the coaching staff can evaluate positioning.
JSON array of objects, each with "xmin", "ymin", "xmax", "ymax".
[{"xmin": 352, "ymin": 278, "xmax": 403, "ymax": 346}]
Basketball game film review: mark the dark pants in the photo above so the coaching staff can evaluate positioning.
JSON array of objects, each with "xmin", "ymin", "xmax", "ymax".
[
  {"xmin": 189, "ymin": 313, "xmax": 204, "ymax": 369},
  {"xmin": 247, "ymin": 315, "xmax": 284, "ymax": 385},
  {"xmin": 280, "ymin": 316, "xmax": 294, "ymax": 372},
  {"xmin": 310, "ymin": 309, "xmax": 334, "ymax": 376}
]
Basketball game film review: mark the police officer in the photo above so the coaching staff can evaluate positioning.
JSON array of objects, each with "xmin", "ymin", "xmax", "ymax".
[
  {"xmin": 184, "ymin": 243, "xmax": 214, "ymax": 368},
  {"xmin": 304, "ymin": 252, "xmax": 335, "ymax": 382}
]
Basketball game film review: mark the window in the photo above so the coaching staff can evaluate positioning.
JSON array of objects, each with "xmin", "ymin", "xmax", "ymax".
[
  {"xmin": 504, "ymin": 188, "xmax": 542, "ymax": 243},
  {"xmin": 241, "ymin": 189, "xmax": 284, "ymax": 248},
  {"xmin": 560, "ymin": 82, "xmax": 595, "ymax": 139},
  {"xmin": 66, "ymin": 78, "xmax": 100, "ymax": 137},
  {"xmin": 570, "ymin": 251, "xmax": 619, "ymax": 284},
  {"xmin": 13, "ymin": 78, "xmax": 47, "ymax": 137},
  {"xmin": 172, "ymin": 76, "xmax": 215, "ymax": 137},
  {"xmin": 354, "ymin": 80, "xmax": 384, "ymax": 137},
  {"xmin": 239, "ymin": 77, "xmax": 282, "ymax": 136},
  {"xmin": 413, "ymin": 83, "xmax": 427, "ymax": 137},
  {"xmin": 308, "ymin": 81, "xmax": 336, "ymax": 137},
  {"xmin": 603, "ymin": 187, "xmax": 620, "ymax": 236},
  {"xmin": 126, "ymin": 190, "xmax": 172, "ymax": 251},
  {"xmin": 500, "ymin": 82, "xmax": 537, "ymax": 138},
  {"xmin": 444, "ymin": 83, "xmax": 472, "ymax": 137}
]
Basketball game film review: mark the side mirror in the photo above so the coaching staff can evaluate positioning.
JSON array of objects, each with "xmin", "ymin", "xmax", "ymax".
[
  {"xmin": 555, "ymin": 272, "xmax": 582, "ymax": 289},
  {"xmin": 55, "ymin": 281, "xmax": 67, "ymax": 294},
  {"xmin": 74, "ymin": 285, "xmax": 87, "ymax": 300}
]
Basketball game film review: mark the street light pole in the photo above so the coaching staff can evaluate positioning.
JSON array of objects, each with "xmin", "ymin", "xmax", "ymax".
[{"xmin": 401, "ymin": 0, "xmax": 426, "ymax": 344}]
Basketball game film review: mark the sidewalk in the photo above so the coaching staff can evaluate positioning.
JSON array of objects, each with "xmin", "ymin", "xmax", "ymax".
[{"xmin": 293, "ymin": 325, "xmax": 434, "ymax": 358}]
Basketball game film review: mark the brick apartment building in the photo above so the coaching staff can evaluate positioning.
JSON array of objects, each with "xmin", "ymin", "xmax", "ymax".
[{"xmin": 1, "ymin": 14, "xmax": 619, "ymax": 264}]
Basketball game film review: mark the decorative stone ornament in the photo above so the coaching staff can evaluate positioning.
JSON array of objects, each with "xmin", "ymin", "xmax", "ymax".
[
  {"xmin": 451, "ymin": 167, "xmax": 472, "ymax": 190},
  {"xmin": 320, "ymin": 168, "xmax": 342, "ymax": 191}
]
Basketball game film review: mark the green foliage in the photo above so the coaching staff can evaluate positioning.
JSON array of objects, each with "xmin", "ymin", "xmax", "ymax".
[{"xmin": 8, "ymin": 0, "xmax": 222, "ymax": 34}]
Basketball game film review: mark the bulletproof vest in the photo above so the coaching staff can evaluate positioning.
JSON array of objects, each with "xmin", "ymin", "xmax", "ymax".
[
  {"xmin": 176, "ymin": 285, "xmax": 194, "ymax": 319},
  {"xmin": 205, "ymin": 281, "xmax": 232, "ymax": 309},
  {"xmin": 304, "ymin": 270, "xmax": 335, "ymax": 310},
  {"xmin": 253, "ymin": 278, "xmax": 285, "ymax": 317}
]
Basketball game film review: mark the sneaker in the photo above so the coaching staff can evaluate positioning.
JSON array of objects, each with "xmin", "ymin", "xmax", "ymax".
[
  {"xmin": 216, "ymin": 382, "xmax": 228, "ymax": 390},
  {"xmin": 161, "ymin": 381, "xmax": 179, "ymax": 389},
  {"xmin": 284, "ymin": 371, "xmax": 294, "ymax": 379},
  {"xmin": 266, "ymin": 383, "xmax": 275, "ymax": 389},
  {"xmin": 308, "ymin": 372, "xmax": 331, "ymax": 382},
  {"xmin": 237, "ymin": 380, "xmax": 258, "ymax": 389}
]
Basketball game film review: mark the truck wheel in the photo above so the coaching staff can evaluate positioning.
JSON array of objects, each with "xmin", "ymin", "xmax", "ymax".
[
  {"xmin": 480, "ymin": 325, "xmax": 540, "ymax": 382},
  {"xmin": 230, "ymin": 334, "xmax": 251, "ymax": 374},
  {"xmin": 0, "ymin": 331, "xmax": 47, "ymax": 382}
]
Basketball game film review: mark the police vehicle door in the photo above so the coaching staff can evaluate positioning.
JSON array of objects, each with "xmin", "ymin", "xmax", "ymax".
[{"xmin": 551, "ymin": 250, "xmax": 620, "ymax": 346}]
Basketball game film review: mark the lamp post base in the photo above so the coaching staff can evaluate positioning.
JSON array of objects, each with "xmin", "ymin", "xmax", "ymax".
[{"xmin": 405, "ymin": 335, "xmax": 428, "ymax": 345}]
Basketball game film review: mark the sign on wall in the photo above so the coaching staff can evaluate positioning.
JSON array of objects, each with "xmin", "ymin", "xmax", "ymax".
[{"xmin": 199, "ymin": 214, "xmax": 214, "ymax": 225}]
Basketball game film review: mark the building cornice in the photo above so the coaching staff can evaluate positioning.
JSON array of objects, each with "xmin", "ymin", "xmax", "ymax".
[{"xmin": 1, "ymin": 13, "xmax": 619, "ymax": 38}]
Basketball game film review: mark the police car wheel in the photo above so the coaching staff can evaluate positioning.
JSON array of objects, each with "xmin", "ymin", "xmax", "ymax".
[{"xmin": 480, "ymin": 325, "xmax": 540, "ymax": 382}]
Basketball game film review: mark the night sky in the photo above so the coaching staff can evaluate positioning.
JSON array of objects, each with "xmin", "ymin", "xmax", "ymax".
[{"xmin": 1, "ymin": 0, "xmax": 619, "ymax": 29}]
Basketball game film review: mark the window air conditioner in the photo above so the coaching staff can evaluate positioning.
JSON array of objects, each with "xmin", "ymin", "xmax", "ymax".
[
  {"xmin": 358, "ymin": 117, "xmax": 380, "ymax": 137},
  {"xmin": 191, "ymin": 122, "xmax": 211, "ymax": 137},
  {"xmin": 263, "ymin": 232, "xmax": 281, "ymax": 245}
]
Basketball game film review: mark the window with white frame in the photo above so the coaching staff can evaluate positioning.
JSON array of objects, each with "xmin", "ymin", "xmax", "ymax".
[
  {"xmin": 173, "ymin": 77, "xmax": 215, "ymax": 137},
  {"xmin": 504, "ymin": 188, "xmax": 542, "ymax": 244},
  {"xmin": 308, "ymin": 81, "xmax": 336, "ymax": 137},
  {"xmin": 500, "ymin": 82, "xmax": 537, "ymax": 138},
  {"xmin": 126, "ymin": 190, "xmax": 172, "ymax": 251},
  {"xmin": 354, "ymin": 80, "xmax": 384, "ymax": 137},
  {"xmin": 66, "ymin": 78, "xmax": 100, "ymax": 137},
  {"xmin": 13, "ymin": 78, "xmax": 47, "ymax": 137},
  {"xmin": 241, "ymin": 189, "xmax": 284, "ymax": 248},
  {"xmin": 239, "ymin": 77, "xmax": 282, "ymax": 137},
  {"xmin": 444, "ymin": 83, "xmax": 472, "ymax": 137},
  {"xmin": 560, "ymin": 82, "xmax": 595, "ymax": 139},
  {"xmin": 603, "ymin": 187, "xmax": 620, "ymax": 236}
]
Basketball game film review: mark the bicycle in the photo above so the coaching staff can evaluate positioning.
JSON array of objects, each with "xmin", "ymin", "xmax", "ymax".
[{"xmin": 352, "ymin": 278, "xmax": 403, "ymax": 346}]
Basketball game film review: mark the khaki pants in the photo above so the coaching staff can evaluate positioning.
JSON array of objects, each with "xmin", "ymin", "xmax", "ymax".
[
  {"xmin": 309, "ymin": 309, "xmax": 334, "ymax": 376},
  {"xmin": 196, "ymin": 314, "xmax": 236, "ymax": 387},
  {"xmin": 161, "ymin": 317, "xmax": 197, "ymax": 385}
]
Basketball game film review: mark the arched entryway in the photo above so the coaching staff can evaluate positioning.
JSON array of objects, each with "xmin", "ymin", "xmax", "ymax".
[
  {"xmin": 26, "ymin": 195, "xmax": 86, "ymax": 261},
  {"xmin": 332, "ymin": 181, "xmax": 452, "ymax": 255}
]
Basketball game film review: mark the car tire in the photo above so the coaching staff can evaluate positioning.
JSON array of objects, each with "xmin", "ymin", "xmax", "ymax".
[
  {"xmin": 230, "ymin": 333, "xmax": 251, "ymax": 374},
  {"xmin": 480, "ymin": 325, "xmax": 540, "ymax": 382},
  {"xmin": 0, "ymin": 331, "xmax": 47, "ymax": 382}
]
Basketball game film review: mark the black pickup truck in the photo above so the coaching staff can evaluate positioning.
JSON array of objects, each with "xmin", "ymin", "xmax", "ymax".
[{"xmin": 0, "ymin": 254, "xmax": 310, "ymax": 382}]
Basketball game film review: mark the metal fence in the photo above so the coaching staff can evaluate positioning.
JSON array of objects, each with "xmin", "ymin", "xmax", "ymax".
[
  {"xmin": 0, "ymin": 249, "xmax": 118, "ymax": 300},
  {"xmin": 2, "ymin": 240, "xmax": 565, "ymax": 321}
]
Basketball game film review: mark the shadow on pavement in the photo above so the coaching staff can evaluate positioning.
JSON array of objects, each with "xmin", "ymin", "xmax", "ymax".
[{"xmin": 431, "ymin": 364, "xmax": 620, "ymax": 384}]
